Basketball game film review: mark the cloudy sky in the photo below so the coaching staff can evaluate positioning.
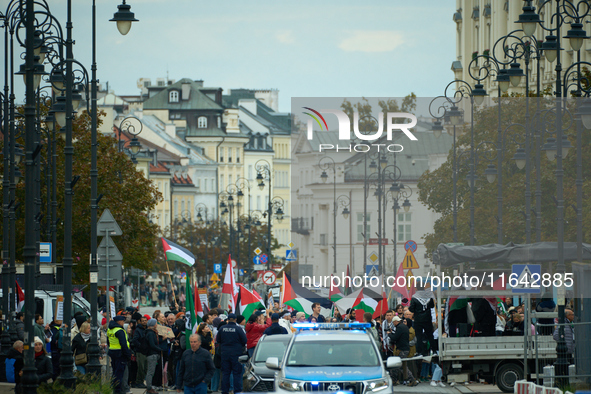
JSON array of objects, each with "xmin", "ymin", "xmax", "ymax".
[{"xmin": 13, "ymin": 0, "xmax": 456, "ymax": 112}]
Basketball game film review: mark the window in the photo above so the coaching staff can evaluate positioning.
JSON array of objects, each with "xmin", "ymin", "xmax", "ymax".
[
  {"xmin": 164, "ymin": 183, "xmax": 169, "ymax": 201},
  {"xmin": 219, "ymin": 147, "xmax": 224, "ymax": 162},
  {"xmin": 236, "ymin": 148, "xmax": 240, "ymax": 163},
  {"xmin": 158, "ymin": 80, "xmax": 165, "ymax": 87},
  {"xmin": 217, "ymin": 116, "xmax": 221, "ymax": 128},
  {"xmin": 257, "ymin": 196, "xmax": 261, "ymax": 210},
  {"xmin": 144, "ymin": 80, "xmax": 151, "ymax": 87},
  {"xmin": 397, "ymin": 212, "xmax": 412, "ymax": 242},
  {"xmin": 228, "ymin": 175, "xmax": 232, "ymax": 187},
  {"xmin": 248, "ymin": 165, "xmax": 253, "ymax": 180},
  {"xmin": 174, "ymin": 200, "xmax": 178, "ymax": 219},
  {"xmin": 211, "ymin": 179, "xmax": 215, "ymax": 192},
  {"xmin": 220, "ymin": 175, "xmax": 224, "ymax": 190},
  {"xmin": 169, "ymin": 90, "xmax": 179, "ymax": 103},
  {"xmin": 228, "ymin": 148, "xmax": 232, "ymax": 163},
  {"xmin": 198, "ymin": 116, "xmax": 207, "ymax": 128},
  {"xmin": 357, "ymin": 212, "xmax": 371, "ymax": 242}
]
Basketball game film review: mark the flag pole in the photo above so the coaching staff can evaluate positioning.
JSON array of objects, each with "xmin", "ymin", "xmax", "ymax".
[{"xmin": 165, "ymin": 259, "xmax": 178, "ymax": 309}]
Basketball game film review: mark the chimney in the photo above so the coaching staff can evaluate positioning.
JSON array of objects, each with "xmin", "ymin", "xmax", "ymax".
[{"xmin": 182, "ymin": 82, "xmax": 191, "ymax": 101}]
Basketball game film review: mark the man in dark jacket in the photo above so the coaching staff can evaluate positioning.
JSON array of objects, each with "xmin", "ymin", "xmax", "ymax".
[
  {"xmin": 409, "ymin": 290, "xmax": 436, "ymax": 356},
  {"xmin": 145, "ymin": 318, "xmax": 163, "ymax": 394},
  {"xmin": 132, "ymin": 314, "xmax": 148, "ymax": 388},
  {"xmin": 176, "ymin": 334, "xmax": 215, "ymax": 394},
  {"xmin": 5, "ymin": 340, "xmax": 23, "ymax": 385},
  {"xmin": 388, "ymin": 316, "xmax": 418, "ymax": 386},
  {"xmin": 263, "ymin": 313, "xmax": 288, "ymax": 336},
  {"xmin": 49, "ymin": 318, "xmax": 63, "ymax": 381},
  {"xmin": 108, "ymin": 315, "xmax": 131, "ymax": 394},
  {"xmin": 216, "ymin": 313, "xmax": 247, "ymax": 394},
  {"xmin": 14, "ymin": 312, "xmax": 25, "ymax": 341},
  {"xmin": 472, "ymin": 298, "xmax": 496, "ymax": 336}
]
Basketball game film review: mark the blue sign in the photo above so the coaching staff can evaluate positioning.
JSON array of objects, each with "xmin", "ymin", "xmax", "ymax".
[
  {"xmin": 511, "ymin": 264, "xmax": 542, "ymax": 294},
  {"xmin": 213, "ymin": 263, "xmax": 222, "ymax": 274},
  {"xmin": 404, "ymin": 240, "xmax": 417, "ymax": 252},
  {"xmin": 286, "ymin": 249, "xmax": 297, "ymax": 261},
  {"xmin": 366, "ymin": 264, "xmax": 379, "ymax": 276},
  {"xmin": 39, "ymin": 242, "xmax": 52, "ymax": 263},
  {"xmin": 253, "ymin": 255, "xmax": 261, "ymax": 265},
  {"xmin": 260, "ymin": 254, "xmax": 268, "ymax": 264},
  {"xmin": 239, "ymin": 269, "xmax": 244, "ymax": 276}
]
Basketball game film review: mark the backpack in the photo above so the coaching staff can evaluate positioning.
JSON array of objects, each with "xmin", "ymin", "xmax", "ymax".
[{"xmin": 5, "ymin": 358, "xmax": 15, "ymax": 383}]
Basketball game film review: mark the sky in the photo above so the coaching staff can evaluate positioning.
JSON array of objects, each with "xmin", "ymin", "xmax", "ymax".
[{"xmin": 7, "ymin": 0, "xmax": 456, "ymax": 113}]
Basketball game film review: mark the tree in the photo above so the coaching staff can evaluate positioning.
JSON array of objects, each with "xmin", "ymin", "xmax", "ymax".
[
  {"xmin": 3, "ymin": 104, "xmax": 162, "ymax": 283},
  {"xmin": 341, "ymin": 95, "xmax": 417, "ymax": 132},
  {"xmin": 417, "ymin": 96, "xmax": 590, "ymax": 256}
]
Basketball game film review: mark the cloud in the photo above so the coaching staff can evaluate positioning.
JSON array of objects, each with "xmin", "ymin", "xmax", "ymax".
[
  {"xmin": 338, "ymin": 30, "xmax": 404, "ymax": 52},
  {"xmin": 276, "ymin": 30, "xmax": 296, "ymax": 44}
]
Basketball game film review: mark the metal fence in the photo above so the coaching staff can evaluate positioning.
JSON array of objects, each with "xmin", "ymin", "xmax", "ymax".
[{"xmin": 534, "ymin": 321, "xmax": 591, "ymax": 388}]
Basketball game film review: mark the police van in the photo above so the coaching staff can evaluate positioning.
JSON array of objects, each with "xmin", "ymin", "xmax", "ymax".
[{"xmin": 266, "ymin": 323, "xmax": 402, "ymax": 394}]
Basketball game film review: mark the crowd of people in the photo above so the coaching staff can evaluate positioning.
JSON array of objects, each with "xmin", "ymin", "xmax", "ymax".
[{"xmin": 2, "ymin": 287, "xmax": 577, "ymax": 393}]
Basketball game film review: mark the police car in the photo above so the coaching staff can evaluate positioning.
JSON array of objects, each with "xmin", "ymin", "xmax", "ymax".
[{"xmin": 266, "ymin": 323, "xmax": 402, "ymax": 394}]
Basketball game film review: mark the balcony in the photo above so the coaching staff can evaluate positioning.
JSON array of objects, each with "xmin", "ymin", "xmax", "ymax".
[{"xmin": 292, "ymin": 217, "xmax": 313, "ymax": 235}]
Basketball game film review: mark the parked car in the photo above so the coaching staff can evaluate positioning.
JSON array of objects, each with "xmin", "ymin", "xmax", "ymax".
[{"xmin": 240, "ymin": 333, "xmax": 292, "ymax": 392}]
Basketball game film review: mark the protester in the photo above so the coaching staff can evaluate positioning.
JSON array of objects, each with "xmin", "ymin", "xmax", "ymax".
[
  {"xmin": 307, "ymin": 303, "xmax": 326, "ymax": 322},
  {"xmin": 537, "ymin": 296, "xmax": 557, "ymax": 335},
  {"xmin": 33, "ymin": 314, "xmax": 49, "ymax": 344},
  {"xmin": 33, "ymin": 336, "xmax": 53, "ymax": 384},
  {"xmin": 132, "ymin": 314, "xmax": 148, "ymax": 389},
  {"xmin": 245, "ymin": 310, "xmax": 271, "ymax": 357},
  {"xmin": 278, "ymin": 312, "xmax": 292, "ymax": 333},
  {"xmin": 49, "ymin": 318, "xmax": 63, "ymax": 381},
  {"xmin": 145, "ymin": 319, "xmax": 162, "ymax": 394},
  {"xmin": 6, "ymin": 340, "xmax": 23, "ymax": 386},
  {"xmin": 553, "ymin": 309, "xmax": 575, "ymax": 363},
  {"xmin": 72, "ymin": 322, "xmax": 91, "ymax": 374},
  {"xmin": 216, "ymin": 313, "xmax": 247, "ymax": 394},
  {"xmin": 14, "ymin": 312, "xmax": 25, "ymax": 341},
  {"xmin": 388, "ymin": 316, "xmax": 418, "ymax": 387},
  {"xmin": 409, "ymin": 289, "xmax": 436, "ymax": 356},
  {"xmin": 176, "ymin": 334, "xmax": 215, "ymax": 394}
]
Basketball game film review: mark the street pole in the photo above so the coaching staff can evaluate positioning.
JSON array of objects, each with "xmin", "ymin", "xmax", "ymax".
[
  {"xmin": 86, "ymin": 0, "xmax": 101, "ymax": 375},
  {"xmin": 21, "ymin": 0, "xmax": 40, "ymax": 390}
]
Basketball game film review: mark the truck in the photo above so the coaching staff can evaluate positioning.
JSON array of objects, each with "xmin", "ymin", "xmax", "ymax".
[{"xmin": 436, "ymin": 288, "xmax": 557, "ymax": 393}]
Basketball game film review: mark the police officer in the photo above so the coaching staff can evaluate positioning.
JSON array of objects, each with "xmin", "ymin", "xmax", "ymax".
[
  {"xmin": 263, "ymin": 313, "xmax": 288, "ymax": 336},
  {"xmin": 108, "ymin": 315, "xmax": 131, "ymax": 394},
  {"xmin": 216, "ymin": 313, "xmax": 247, "ymax": 394}
]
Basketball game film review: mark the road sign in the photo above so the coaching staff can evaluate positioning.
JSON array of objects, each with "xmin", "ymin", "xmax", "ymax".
[
  {"xmin": 405, "ymin": 269, "xmax": 414, "ymax": 290},
  {"xmin": 368, "ymin": 252, "xmax": 378, "ymax": 264},
  {"xmin": 231, "ymin": 259, "xmax": 237, "ymax": 268},
  {"xmin": 39, "ymin": 242, "xmax": 52, "ymax": 263},
  {"xmin": 262, "ymin": 270, "xmax": 276, "ymax": 285},
  {"xmin": 511, "ymin": 264, "xmax": 542, "ymax": 294},
  {"xmin": 271, "ymin": 264, "xmax": 282, "ymax": 270},
  {"xmin": 214, "ymin": 263, "xmax": 222, "ymax": 274},
  {"xmin": 404, "ymin": 240, "xmax": 418, "ymax": 252},
  {"xmin": 97, "ymin": 236, "xmax": 123, "ymax": 286},
  {"xmin": 260, "ymin": 254, "xmax": 268, "ymax": 264},
  {"xmin": 402, "ymin": 249, "xmax": 420, "ymax": 270},
  {"xmin": 97, "ymin": 208, "xmax": 122, "ymax": 236},
  {"xmin": 286, "ymin": 249, "xmax": 297, "ymax": 261},
  {"xmin": 368, "ymin": 238, "xmax": 388, "ymax": 245},
  {"xmin": 239, "ymin": 269, "xmax": 244, "ymax": 276},
  {"xmin": 288, "ymin": 242, "xmax": 294, "ymax": 249},
  {"xmin": 210, "ymin": 273, "xmax": 220, "ymax": 282},
  {"xmin": 254, "ymin": 247, "xmax": 262, "ymax": 256},
  {"xmin": 253, "ymin": 256, "xmax": 262, "ymax": 265},
  {"xmin": 254, "ymin": 265, "xmax": 266, "ymax": 271},
  {"xmin": 366, "ymin": 264, "xmax": 379, "ymax": 277}
]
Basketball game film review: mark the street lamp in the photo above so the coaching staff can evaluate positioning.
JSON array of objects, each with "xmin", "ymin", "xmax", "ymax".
[{"xmin": 110, "ymin": 0, "xmax": 139, "ymax": 36}]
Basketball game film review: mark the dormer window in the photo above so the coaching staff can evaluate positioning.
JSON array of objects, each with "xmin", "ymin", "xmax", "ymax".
[
  {"xmin": 198, "ymin": 116, "xmax": 207, "ymax": 128},
  {"xmin": 169, "ymin": 90, "xmax": 179, "ymax": 103}
]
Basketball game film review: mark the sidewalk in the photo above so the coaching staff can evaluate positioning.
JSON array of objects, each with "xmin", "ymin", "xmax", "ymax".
[{"xmin": 392, "ymin": 382, "xmax": 502, "ymax": 394}]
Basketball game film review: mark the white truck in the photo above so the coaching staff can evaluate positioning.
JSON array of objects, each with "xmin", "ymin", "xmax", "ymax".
[{"xmin": 436, "ymin": 288, "xmax": 557, "ymax": 393}]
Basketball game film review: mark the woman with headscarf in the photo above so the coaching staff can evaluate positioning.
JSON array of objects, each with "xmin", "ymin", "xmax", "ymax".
[{"xmin": 72, "ymin": 322, "xmax": 91, "ymax": 374}]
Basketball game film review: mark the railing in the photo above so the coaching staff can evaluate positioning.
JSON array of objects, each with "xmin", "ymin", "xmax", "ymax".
[{"xmin": 292, "ymin": 217, "xmax": 313, "ymax": 234}]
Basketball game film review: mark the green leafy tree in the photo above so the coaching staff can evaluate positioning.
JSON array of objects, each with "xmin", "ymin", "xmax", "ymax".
[
  {"xmin": 417, "ymin": 96, "xmax": 590, "ymax": 256},
  {"xmin": 3, "ymin": 105, "xmax": 162, "ymax": 283}
]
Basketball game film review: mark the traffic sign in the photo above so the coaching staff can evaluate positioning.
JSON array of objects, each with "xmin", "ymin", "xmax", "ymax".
[
  {"xmin": 253, "ymin": 256, "xmax": 262, "ymax": 265},
  {"xmin": 366, "ymin": 264, "xmax": 379, "ymax": 277},
  {"xmin": 368, "ymin": 252, "xmax": 378, "ymax": 264},
  {"xmin": 286, "ymin": 249, "xmax": 297, "ymax": 261},
  {"xmin": 405, "ymin": 269, "xmax": 414, "ymax": 290},
  {"xmin": 97, "ymin": 236, "xmax": 123, "ymax": 286},
  {"xmin": 401, "ymin": 249, "xmax": 420, "ymax": 270},
  {"xmin": 288, "ymin": 242, "xmax": 294, "ymax": 249},
  {"xmin": 262, "ymin": 270, "xmax": 276, "ymax": 285},
  {"xmin": 511, "ymin": 264, "xmax": 542, "ymax": 294},
  {"xmin": 210, "ymin": 273, "xmax": 220, "ymax": 282},
  {"xmin": 39, "ymin": 242, "xmax": 52, "ymax": 263},
  {"xmin": 239, "ymin": 269, "xmax": 244, "ymax": 276},
  {"xmin": 214, "ymin": 263, "xmax": 222, "ymax": 274},
  {"xmin": 254, "ymin": 247, "xmax": 262, "ymax": 256},
  {"xmin": 260, "ymin": 254, "xmax": 268, "ymax": 264},
  {"xmin": 404, "ymin": 240, "xmax": 417, "ymax": 252},
  {"xmin": 231, "ymin": 259, "xmax": 237, "ymax": 268},
  {"xmin": 254, "ymin": 265, "xmax": 266, "ymax": 271},
  {"xmin": 97, "ymin": 208, "xmax": 122, "ymax": 236}
]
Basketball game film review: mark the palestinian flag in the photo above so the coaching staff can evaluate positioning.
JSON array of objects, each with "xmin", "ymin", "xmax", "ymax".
[
  {"xmin": 334, "ymin": 287, "xmax": 383, "ymax": 317},
  {"xmin": 185, "ymin": 277, "xmax": 198, "ymax": 349},
  {"xmin": 236, "ymin": 285, "xmax": 265, "ymax": 320},
  {"xmin": 352, "ymin": 288, "xmax": 379, "ymax": 315},
  {"xmin": 16, "ymin": 281, "xmax": 24, "ymax": 312},
  {"xmin": 222, "ymin": 255, "xmax": 238, "ymax": 312},
  {"xmin": 282, "ymin": 273, "xmax": 332, "ymax": 316},
  {"xmin": 162, "ymin": 238, "xmax": 195, "ymax": 266},
  {"xmin": 444, "ymin": 295, "xmax": 469, "ymax": 335},
  {"xmin": 329, "ymin": 274, "xmax": 344, "ymax": 302}
]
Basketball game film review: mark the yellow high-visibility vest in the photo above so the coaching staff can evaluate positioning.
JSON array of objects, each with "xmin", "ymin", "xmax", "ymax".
[{"xmin": 107, "ymin": 326, "xmax": 129, "ymax": 350}]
